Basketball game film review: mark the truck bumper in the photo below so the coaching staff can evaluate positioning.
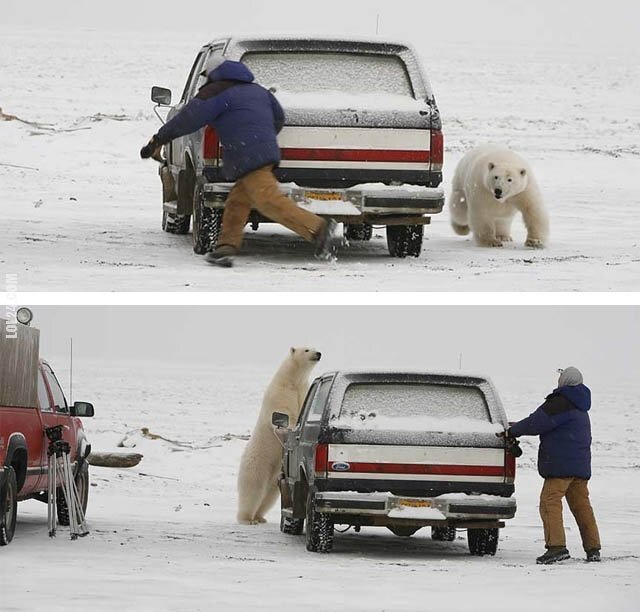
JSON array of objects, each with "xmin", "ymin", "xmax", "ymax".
[
  {"xmin": 202, "ymin": 182, "xmax": 445, "ymax": 221},
  {"xmin": 314, "ymin": 492, "xmax": 517, "ymax": 525}
]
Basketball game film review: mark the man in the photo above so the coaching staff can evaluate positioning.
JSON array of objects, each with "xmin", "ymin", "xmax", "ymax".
[
  {"xmin": 507, "ymin": 367, "xmax": 601, "ymax": 564},
  {"xmin": 141, "ymin": 60, "xmax": 336, "ymax": 267}
]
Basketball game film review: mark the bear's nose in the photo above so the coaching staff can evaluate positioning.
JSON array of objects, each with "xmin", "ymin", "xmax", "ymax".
[
  {"xmin": 315, "ymin": 352, "xmax": 322, "ymax": 360},
  {"xmin": 494, "ymin": 188, "xmax": 503, "ymax": 199}
]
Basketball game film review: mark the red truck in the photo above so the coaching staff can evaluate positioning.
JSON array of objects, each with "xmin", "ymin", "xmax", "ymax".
[{"xmin": 0, "ymin": 314, "xmax": 94, "ymax": 545}]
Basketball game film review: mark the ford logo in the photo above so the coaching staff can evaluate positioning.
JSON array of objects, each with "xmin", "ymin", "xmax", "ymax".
[{"xmin": 331, "ymin": 462, "xmax": 351, "ymax": 472}]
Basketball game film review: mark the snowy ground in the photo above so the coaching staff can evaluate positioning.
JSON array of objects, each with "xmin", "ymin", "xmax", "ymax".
[
  {"xmin": 3, "ymin": 361, "xmax": 639, "ymax": 611},
  {"xmin": 1, "ymin": 29, "xmax": 639, "ymax": 292}
]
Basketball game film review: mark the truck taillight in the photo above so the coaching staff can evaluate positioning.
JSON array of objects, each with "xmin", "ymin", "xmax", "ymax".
[
  {"xmin": 505, "ymin": 451, "xmax": 516, "ymax": 483},
  {"xmin": 315, "ymin": 443, "xmax": 328, "ymax": 476},
  {"xmin": 203, "ymin": 126, "xmax": 220, "ymax": 160},
  {"xmin": 430, "ymin": 129, "xmax": 444, "ymax": 171}
]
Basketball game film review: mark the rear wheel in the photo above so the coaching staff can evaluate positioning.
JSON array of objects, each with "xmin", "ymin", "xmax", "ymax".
[
  {"xmin": 280, "ymin": 512, "xmax": 304, "ymax": 535},
  {"xmin": 386, "ymin": 224, "xmax": 423, "ymax": 258},
  {"xmin": 162, "ymin": 210, "xmax": 190, "ymax": 235},
  {"xmin": 305, "ymin": 490, "xmax": 334, "ymax": 553},
  {"xmin": 0, "ymin": 467, "xmax": 18, "ymax": 546},
  {"xmin": 432, "ymin": 526, "xmax": 457, "ymax": 541},
  {"xmin": 57, "ymin": 461, "xmax": 89, "ymax": 527},
  {"xmin": 345, "ymin": 223, "xmax": 373, "ymax": 242},
  {"xmin": 192, "ymin": 185, "xmax": 223, "ymax": 255},
  {"xmin": 467, "ymin": 528, "xmax": 499, "ymax": 556}
]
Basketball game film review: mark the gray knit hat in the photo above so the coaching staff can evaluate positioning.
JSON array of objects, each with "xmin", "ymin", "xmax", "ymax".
[{"xmin": 557, "ymin": 366, "xmax": 583, "ymax": 387}]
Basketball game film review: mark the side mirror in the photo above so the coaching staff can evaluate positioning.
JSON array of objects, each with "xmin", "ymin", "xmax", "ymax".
[
  {"xmin": 151, "ymin": 86, "xmax": 172, "ymax": 106},
  {"xmin": 272, "ymin": 412, "xmax": 289, "ymax": 429},
  {"xmin": 71, "ymin": 401, "xmax": 95, "ymax": 418}
]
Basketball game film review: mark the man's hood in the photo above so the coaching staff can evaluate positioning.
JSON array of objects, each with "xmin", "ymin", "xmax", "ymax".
[
  {"xmin": 555, "ymin": 383, "xmax": 591, "ymax": 412},
  {"xmin": 208, "ymin": 61, "xmax": 255, "ymax": 84}
]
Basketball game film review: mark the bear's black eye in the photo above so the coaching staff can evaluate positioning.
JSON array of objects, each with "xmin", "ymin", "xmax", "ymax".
[
  {"xmin": 508, "ymin": 178, "xmax": 512, "ymax": 182},
  {"xmin": 494, "ymin": 176, "xmax": 499, "ymax": 180},
  {"xmin": 305, "ymin": 349, "xmax": 309, "ymax": 352}
]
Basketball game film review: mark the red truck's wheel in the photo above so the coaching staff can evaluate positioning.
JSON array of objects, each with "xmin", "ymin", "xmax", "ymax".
[{"xmin": 0, "ymin": 467, "xmax": 18, "ymax": 546}]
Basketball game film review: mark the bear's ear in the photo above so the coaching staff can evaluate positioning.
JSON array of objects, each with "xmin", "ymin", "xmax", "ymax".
[
  {"xmin": 488, "ymin": 162, "xmax": 495, "ymax": 171},
  {"xmin": 520, "ymin": 168, "xmax": 527, "ymax": 177},
  {"xmin": 290, "ymin": 347, "xmax": 296, "ymax": 355}
]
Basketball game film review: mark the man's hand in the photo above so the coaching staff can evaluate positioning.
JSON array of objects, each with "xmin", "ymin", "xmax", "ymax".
[{"xmin": 140, "ymin": 135, "xmax": 163, "ymax": 161}]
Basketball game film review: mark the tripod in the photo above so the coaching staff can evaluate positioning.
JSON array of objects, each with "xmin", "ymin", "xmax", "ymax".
[{"xmin": 46, "ymin": 425, "xmax": 89, "ymax": 539}]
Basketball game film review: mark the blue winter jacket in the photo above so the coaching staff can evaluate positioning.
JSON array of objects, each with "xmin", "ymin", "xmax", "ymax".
[
  {"xmin": 509, "ymin": 384, "xmax": 592, "ymax": 479},
  {"xmin": 156, "ymin": 61, "xmax": 285, "ymax": 180}
]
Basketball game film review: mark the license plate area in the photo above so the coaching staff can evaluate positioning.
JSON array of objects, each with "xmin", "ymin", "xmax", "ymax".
[
  {"xmin": 397, "ymin": 499, "xmax": 433, "ymax": 509},
  {"xmin": 304, "ymin": 190, "xmax": 343, "ymax": 201}
]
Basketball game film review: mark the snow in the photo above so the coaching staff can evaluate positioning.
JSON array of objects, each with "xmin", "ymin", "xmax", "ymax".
[
  {"xmin": 3, "ymin": 360, "xmax": 639, "ymax": 611},
  {"xmin": 1, "ymin": 29, "xmax": 639, "ymax": 291},
  {"xmin": 331, "ymin": 414, "xmax": 503, "ymax": 433},
  {"xmin": 388, "ymin": 506, "xmax": 447, "ymax": 520}
]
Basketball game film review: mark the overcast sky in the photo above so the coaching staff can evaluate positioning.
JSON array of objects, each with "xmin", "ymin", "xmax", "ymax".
[
  {"xmin": 27, "ymin": 306, "xmax": 639, "ymax": 387},
  {"xmin": 3, "ymin": 0, "xmax": 639, "ymax": 53}
]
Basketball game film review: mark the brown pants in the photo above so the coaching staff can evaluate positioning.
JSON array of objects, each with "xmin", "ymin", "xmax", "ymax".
[
  {"xmin": 217, "ymin": 165, "xmax": 325, "ymax": 250},
  {"xmin": 539, "ymin": 477, "xmax": 601, "ymax": 551}
]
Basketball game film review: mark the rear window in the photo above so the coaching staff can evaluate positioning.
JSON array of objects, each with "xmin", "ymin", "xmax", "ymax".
[
  {"xmin": 242, "ymin": 51, "xmax": 414, "ymax": 97},
  {"xmin": 335, "ymin": 382, "xmax": 496, "ymax": 433}
]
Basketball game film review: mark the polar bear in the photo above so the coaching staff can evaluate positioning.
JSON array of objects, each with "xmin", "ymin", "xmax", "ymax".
[
  {"xmin": 449, "ymin": 144, "xmax": 549, "ymax": 248},
  {"xmin": 237, "ymin": 347, "xmax": 322, "ymax": 525}
]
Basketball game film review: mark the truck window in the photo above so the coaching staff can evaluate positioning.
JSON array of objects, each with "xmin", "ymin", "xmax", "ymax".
[
  {"xmin": 42, "ymin": 365, "xmax": 68, "ymax": 413},
  {"xmin": 337, "ymin": 382, "xmax": 493, "ymax": 431},
  {"xmin": 37, "ymin": 369, "xmax": 52, "ymax": 412},
  {"xmin": 306, "ymin": 378, "xmax": 333, "ymax": 422},
  {"xmin": 242, "ymin": 51, "xmax": 414, "ymax": 98},
  {"xmin": 180, "ymin": 50, "xmax": 205, "ymax": 103}
]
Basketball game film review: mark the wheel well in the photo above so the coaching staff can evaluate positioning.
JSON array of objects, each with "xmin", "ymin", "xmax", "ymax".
[{"xmin": 10, "ymin": 448, "xmax": 27, "ymax": 493}]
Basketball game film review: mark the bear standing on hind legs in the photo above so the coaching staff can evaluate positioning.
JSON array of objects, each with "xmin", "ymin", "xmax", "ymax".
[
  {"xmin": 450, "ymin": 144, "xmax": 549, "ymax": 248},
  {"xmin": 237, "ymin": 347, "xmax": 321, "ymax": 525}
]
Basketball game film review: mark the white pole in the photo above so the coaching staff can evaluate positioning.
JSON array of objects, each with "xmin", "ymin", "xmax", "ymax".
[
  {"xmin": 70, "ymin": 337, "xmax": 73, "ymax": 406},
  {"xmin": 376, "ymin": 14, "xmax": 381, "ymax": 35},
  {"xmin": 459, "ymin": 352, "xmax": 463, "ymax": 371}
]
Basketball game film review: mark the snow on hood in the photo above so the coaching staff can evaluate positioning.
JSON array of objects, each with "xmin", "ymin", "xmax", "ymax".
[
  {"xmin": 555, "ymin": 383, "xmax": 592, "ymax": 412},
  {"xmin": 208, "ymin": 61, "xmax": 255, "ymax": 84}
]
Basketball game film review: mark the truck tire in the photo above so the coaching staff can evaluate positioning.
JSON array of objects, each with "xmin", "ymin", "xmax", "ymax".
[
  {"xmin": 57, "ymin": 461, "xmax": 89, "ymax": 527},
  {"xmin": 345, "ymin": 223, "xmax": 373, "ymax": 242},
  {"xmin": 386, "ymin": 224, "xmax": 423, "ymax": 258},
  {"xmin": 162, "ymin": 210, "xmax": 190, "ymax": 235},
  {"xmin": 192, "ymin": 185, "xmax": 223, "ymax": 255},
  {"xmin": 0, "ymin": 467, "xmax": 18, "ymax": 546},
  {"xmin": 280, "ymin": 513, "xmax": 304, "ymax": 535},
  {"xmin": 432, "ymin": 526, "xmax": 456, "ymax": 541},
  {"xmin": 305, "ymin": 491, "xmax": 333, "ymax": 553},
  {"xmin": 388, "ymin": 526, "xmax": 420, "ymax": 537},
  {"xmin": 467, "ymin": 528, "xmax": 499, "ymax": 556}
]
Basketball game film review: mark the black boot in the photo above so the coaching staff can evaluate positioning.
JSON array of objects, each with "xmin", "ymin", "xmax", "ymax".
[
  {"xmin": 205, "ymin": 245, "xmax": 238, "ymax": 268},
  {"xmin": 586, "ymin": 549, "xmax": 601, "ymax": 562},
  {"xmin": 314, "ymin": 219, "xmax": 338, "ymax": 261},
  {"xmin": 536, "ymin": 547, "xmax": 571, "ymax": 565}
]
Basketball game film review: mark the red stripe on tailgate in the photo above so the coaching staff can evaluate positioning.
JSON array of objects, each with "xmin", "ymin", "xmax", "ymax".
[
  {"xmin": 333, "ymin": 462, "xmax": 504, "ymax": 477},
  {"xmin": 281, "ymin": 148, "xmax": 431, "ymax": 163}
]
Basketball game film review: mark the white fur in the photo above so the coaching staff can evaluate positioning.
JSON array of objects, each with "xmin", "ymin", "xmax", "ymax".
[
  {"xmin": 236, "ymin": 347, "xmax": 321, "ymax": 525},
  {"xmin": 450, "ymin": 144, "xmax": 550, "ymax": 248}
]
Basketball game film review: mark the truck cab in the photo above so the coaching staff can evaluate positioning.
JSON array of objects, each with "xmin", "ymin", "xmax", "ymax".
[{"xmin": 0, "ymin": 317, "xmax": 94, "ymax": 546}]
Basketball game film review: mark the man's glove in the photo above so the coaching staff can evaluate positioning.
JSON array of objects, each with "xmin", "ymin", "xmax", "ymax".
[{"xmin": 140, "ymin": 135, "xmax": 163, "ymax": 160}]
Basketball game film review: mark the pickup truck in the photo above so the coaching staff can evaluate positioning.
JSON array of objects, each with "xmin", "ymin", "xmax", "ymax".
[
  {"xmin": 273, "ymin": 371, "xmax": 518, "ymax": 555},
  {"xmin": 0, "ymin": 315, "xmax": 94, "ymax": 546},
  {"xmin": 151, "ymin": 37, "xmax": 445, "ymax": 258}
]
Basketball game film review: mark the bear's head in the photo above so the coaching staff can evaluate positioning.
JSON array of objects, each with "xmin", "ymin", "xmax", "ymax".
[
  {"xmin": 289, "ymin": 346, "xmax": 322, "ymax": 364},
  {"xmin": 484, "ymin": 161, "xmax": 528, "ymax": 201}
]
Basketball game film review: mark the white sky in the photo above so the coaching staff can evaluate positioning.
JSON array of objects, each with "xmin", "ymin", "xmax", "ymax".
[
  {"xmin": 28, "ymin": 306, "xmax": 640, "ymax": 387},
  {"xmin": 3, "ymin": 0, "xmax": 639, "ymax": 53}
]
